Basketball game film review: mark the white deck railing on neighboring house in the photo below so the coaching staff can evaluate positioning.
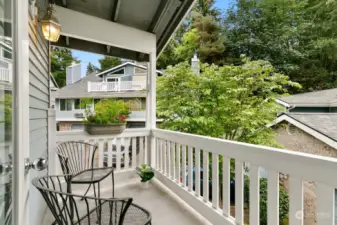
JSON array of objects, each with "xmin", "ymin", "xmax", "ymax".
[
  {"xmin": 53, "ymin": 128, "xmax": 337, "ymax": 225},
  {"xmin": 0, "ymin": 68, "xmax": 11, "ymax": 83},
  {"xmin": 88, "ymin": 81, "xmax": 146, "ymax": 92}
]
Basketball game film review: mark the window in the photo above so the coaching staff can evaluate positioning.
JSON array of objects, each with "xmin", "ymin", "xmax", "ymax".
[
  {"xmin": 128, "ymin": 98, "xmax": 146, "ymax": 111},
  {"xmin": 3, "ymin": 48, "xmax": 11, "ymax": 59},
  {"xmin": 74, "ymin": 99, "xmax": 82, "ymax": 109},
  {"xmin": 60, "ymin": 99, "xmax": 73, "ymax": 111},
  {"xmin": 107, "ymin": 77, "xmax": 119, "ymax": 82},
  {"xmin": 134, "ymin": 67, "xmax": 147, "ymax": 74},
  {"xmin": 111, "ymin": 68, "xmax": 125, "ymax": 75}
]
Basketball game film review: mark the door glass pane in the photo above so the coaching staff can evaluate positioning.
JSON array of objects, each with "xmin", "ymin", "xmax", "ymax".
[{"xmin": 0, "ymin": 1, "xmax": 13, "ymax": 224}]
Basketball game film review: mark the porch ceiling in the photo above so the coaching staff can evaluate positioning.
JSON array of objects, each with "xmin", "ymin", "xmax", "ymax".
[{"xmin": 51, "ymin": 0, "xmax": 195, "ymax": 61}]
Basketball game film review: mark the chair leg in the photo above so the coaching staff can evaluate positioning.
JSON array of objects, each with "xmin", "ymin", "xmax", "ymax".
[
  {"xmin": 81, "ymin": 183, "xmax": 92, "ymax": 201},
  {"xmin": 112, "ymin": 172, "xmax": 115, "ymax": 198}
]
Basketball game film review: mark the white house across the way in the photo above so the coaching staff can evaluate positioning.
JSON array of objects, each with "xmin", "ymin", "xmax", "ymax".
[{"xmin": 54, "ymin": 62, "xmax": 162, "ymax": 131}]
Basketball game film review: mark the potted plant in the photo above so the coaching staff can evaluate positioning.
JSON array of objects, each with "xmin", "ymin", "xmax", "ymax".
[
  {"xmin": 136, "ymin": 164, "xmax": 155, "ymax": 189},
  {"xmin": 84, "ymin": 99, "xmax": 130, "ymax": 135}
]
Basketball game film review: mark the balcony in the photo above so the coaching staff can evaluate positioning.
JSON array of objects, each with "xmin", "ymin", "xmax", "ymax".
[
  {"xmin": 88, "ymin": 81, "xmax": 146, "ymax": 93},
  {"xmin": 50, "ymin": 128, "xmax": 337, "ymax": 225}
]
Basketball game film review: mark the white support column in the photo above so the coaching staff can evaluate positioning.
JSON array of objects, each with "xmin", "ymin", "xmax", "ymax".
[
  {"xmin": 13, "ymin": 0, "xmax": 30, "ymax": 224},
  {"xmin": 48, "ymin": 109, "xmax": 59, "ymax": 175},
  {"xmin": 146, "ymin": 50, "xmax": 157, "ymax": 167}
]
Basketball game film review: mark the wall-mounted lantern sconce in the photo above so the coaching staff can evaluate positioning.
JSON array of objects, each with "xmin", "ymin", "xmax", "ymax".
[{"xmin": 41, "ymin": 4, "xmax": 61, "ymax": 42}]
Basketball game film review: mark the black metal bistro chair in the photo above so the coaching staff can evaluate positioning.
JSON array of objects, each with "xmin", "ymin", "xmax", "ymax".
[
  {"xmin": 56, "ymin": 141, "xmax": 115, "ymax": 199},
  {"xmin": 32, "ymin": 175, "xmax": 152, "ymax": 225}
]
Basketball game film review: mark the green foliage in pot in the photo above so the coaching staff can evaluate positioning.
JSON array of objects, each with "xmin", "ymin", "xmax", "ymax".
[
  {"xmin": 84, "ymin": 99, "xmax": 130, "ymax": 125},
  {"xmin": 136, "ymin": 164, "xmax": 155, "ymax": 182}
]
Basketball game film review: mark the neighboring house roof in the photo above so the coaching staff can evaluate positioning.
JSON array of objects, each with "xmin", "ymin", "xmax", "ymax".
[
  {"xmin": 277, "ymin": 88, "xmax": 337, "ymax": 107},
  {"xmin": 95, "ymin": 61, "xmax": 162, "ymax": 77},
  {"xmin": 273, "ymin": 113, "xmax": 337, "ymax": 149},
  {"xmin": 55, "ymin": 73, "xmax": 146, "ymax": 99}
]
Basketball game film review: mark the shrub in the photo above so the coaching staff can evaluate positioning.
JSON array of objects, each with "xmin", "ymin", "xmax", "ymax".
[
  {"xmin": 244, "ymin": 177, "xmax": 289, "ymax": 225},
  {"xmin": 84, "ymin": 99, "xmax": 130, "ymax": 125}
]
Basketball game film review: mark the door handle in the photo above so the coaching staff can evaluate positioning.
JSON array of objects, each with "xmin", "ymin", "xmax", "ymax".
[
  {"xmin": 0, "ymin": 157, "xmax": 48, "ymax": 175},
  {"xmin": 25, "ymin": 158, "xmax": 48, "ymax": 172}
]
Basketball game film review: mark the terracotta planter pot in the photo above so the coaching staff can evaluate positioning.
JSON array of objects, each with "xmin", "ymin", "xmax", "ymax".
[{"xmin": 86, "ymin": 124, "xmax": 126, "ymax": 135}]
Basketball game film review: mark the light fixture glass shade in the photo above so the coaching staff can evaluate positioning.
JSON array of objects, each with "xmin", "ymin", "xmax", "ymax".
[{"xmin": 41, "ymin": 6, "xmax": 61, "ymax": 42}]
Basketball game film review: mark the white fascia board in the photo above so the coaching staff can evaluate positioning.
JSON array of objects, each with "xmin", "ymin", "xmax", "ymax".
[
  {"xmin": 273, "ymin": 115, "xmax": 337, "ymax": 149},
  {"xmin": 55, "ymin": 6, "xmax": 156, "ymax": 54},
  {"xmin": 275, "ymin": 98, "xmax": 290, "ymax": 107},
  {"xmin": 96, "ymin": 62, "xmax": 163, "ymax": 77}
]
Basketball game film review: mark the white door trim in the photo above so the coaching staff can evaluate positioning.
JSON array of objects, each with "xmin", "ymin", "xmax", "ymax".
[{"xmin": 12, "ymin": 0, "xmax": 30, "ymax": 225}]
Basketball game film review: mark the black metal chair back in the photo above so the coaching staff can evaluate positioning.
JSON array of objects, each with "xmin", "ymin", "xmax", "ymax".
[
  {"xmin": 56, "ymin": 141, "xmax": 98, "ymax": 176},
  {"xmin": 32, "ymin": 175, "xmax": 132, "ymax": 225}
]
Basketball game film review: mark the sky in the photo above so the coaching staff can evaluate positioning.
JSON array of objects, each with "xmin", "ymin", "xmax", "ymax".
[{"xmin": 72, "ymin": 0, "xmax": 232, "ymax": 75}]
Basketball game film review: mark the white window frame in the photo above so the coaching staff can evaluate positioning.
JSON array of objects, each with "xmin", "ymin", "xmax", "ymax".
[{"xmin": 59, "ymin": 99, "xmax": 73, "ymax": 111}]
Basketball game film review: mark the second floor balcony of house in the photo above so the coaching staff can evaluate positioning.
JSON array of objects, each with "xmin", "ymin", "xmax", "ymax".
[{"xmin": 88, "ymin": 80, "xmax": 147, "ymax": 93}]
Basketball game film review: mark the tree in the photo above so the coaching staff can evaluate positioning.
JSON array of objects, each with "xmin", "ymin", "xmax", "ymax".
[
  {"xmin": 98, "ymin": 56, "xmax": 122, "ymax": 71},
  {"xmin": 157, "ymin": 0, "xmax": 222, "ymax": 69},
  {"xmin": 86, "ymin": 62, "xmax": 98, "ymax": 75},
  {"xmin": 224, "ymin": 0, "xmax": 337, "ymax": 92},
  {"xmin": 51, "ymin": 47, "xmax": 80, "ymax": 87},
  {"xmin": 175, "ymin": 12, "xmax": 225, "ymax": 64},
  {"xmin": 195, "ymin": 0, "xmax": 221, "ymax": 19},
  {"xmin": 157, "ymin": 58, "xmax": 300, "ymax": 146}
]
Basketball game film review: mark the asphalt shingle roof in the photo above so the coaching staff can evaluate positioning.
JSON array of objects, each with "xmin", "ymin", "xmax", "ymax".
[
  {"xmin": 286, "ymin": 113, "xmax": 337, "ymax": 142},
  {"xmin": 277, "ymin": 88, "xmax": 337, "ymax": 107}
]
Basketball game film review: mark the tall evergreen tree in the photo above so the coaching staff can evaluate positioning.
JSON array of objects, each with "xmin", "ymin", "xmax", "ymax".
[
  {"xmin": 98, "ymin": 56, "xmax": 122, "ymax": 71},
  {"xmin": 51, "ymin": 47, "xmax": 80, "ymax": 88},
  {"xmin": 157, "ymin": 0, "xmax": 223, "ymax": 69},
  {"xmin": 86, "ymin": 62, "xmax": 98, "ymax": 75}
]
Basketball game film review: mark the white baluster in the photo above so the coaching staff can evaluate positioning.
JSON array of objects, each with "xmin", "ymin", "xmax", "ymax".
[
  {"xmin": 107, "ymin": 139, "xmax": 113, "ymax": 167},
  {"xmin": 182, "ymin": 145, "xmax": 187, "ymax": 187},
  {"xmin": 222, "ymin": 156, "xmax": 230, "ymax": 217},
  {"xmin": 203, "ymin": 150, "xmax": 209, "ymax": 202},
  {"xmin": 267, "ymin": 170, "xmax": 279, "ymax": 225},
  {"xmin": 195, "ymin": 148, "xmax": 201, "ymax": 197},
  {"xmin": 132, "ymin": 137, "xmax": 137, "ymax": 169},
  {"xmin": 167, "ymin": 141, "xmax": 171, "ymax": 177},
  {"xmin": 171, "ymin": 142, "xmax": 176, "ymax": 180},
  {"xmin": 249, "ymin": 164, "xmax": 260, "ymax": 225},
  {"xmin": 124, "ymin": 137, "xmax": 130, "ymax": 170},
  {"xmin": 212, "ymin": 153, "xmax": 219, "ymax": 209},
  {"xmin": 289, "ymin": 176, "xmax": 303, "ymax": 225},
  {"xmin": 116, "ymin": 138, "xmax": 121, "ymax": 172},
  {"xmin": 98, "ymin": 139, "xmax": 104, "ymax": 168},
  {"xmin": 176, "ymin": 143, "xmax": 181, "ymax": 184},
  {"xmin": 235, "ymin": 160, "xmax": 244, "ymax": 225},
  {"xmin": 139, "ymin": 137, "xmax": 144, "ymax": 166},
  {"xmin": 188, "ymin": 147, "xmax": 193, "ymax": 192}
]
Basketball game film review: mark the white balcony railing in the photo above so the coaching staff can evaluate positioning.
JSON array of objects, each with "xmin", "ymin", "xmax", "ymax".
[
  {"xmin": 0, "ymin": 68, "xmax": 11, "ymax": 83},
  {"xmin": 88, "ymin": 81, "xmax": 146, "ymax": 92},
  {"xmin": 55, "ymin": 128, "xmax": 150, "ymax": 172},
  {"xmin": 54, "ymin": 128, "xmax": 337, "ymax": 224}
]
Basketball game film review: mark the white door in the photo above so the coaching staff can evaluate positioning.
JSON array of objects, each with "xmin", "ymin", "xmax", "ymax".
[{"xmin": 0, "ymin": 1, "xmax": 48, "ymax": 225}]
